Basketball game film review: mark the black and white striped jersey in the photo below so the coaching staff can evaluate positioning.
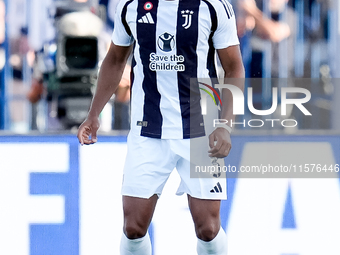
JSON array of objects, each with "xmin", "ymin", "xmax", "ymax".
[{"xmin": 112, "ymin": 0, "xmax": 239, "ymax": 139}]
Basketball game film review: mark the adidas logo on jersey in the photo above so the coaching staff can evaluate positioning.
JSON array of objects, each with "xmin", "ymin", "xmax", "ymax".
[
  {"xmin": 138, "ymin": 13, "xmax": 154, "ymax": 24},
  {"xmin": 210, "ymin": 182, "xmax": 222, "ymax": 193}
]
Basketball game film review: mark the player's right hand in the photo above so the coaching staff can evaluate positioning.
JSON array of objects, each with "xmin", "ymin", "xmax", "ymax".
[
  {"xmin": 208, "ymin": 127, "xmax": 232, "ymax": 158},
  {"xmin": 77, "ymin": 117, "xmax": 100, "ymax": 145}
]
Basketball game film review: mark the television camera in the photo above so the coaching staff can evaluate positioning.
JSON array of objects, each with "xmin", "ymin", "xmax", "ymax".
[{"xmin": 44, "ymin": 0, "xmax": 103, "ymax": 129}]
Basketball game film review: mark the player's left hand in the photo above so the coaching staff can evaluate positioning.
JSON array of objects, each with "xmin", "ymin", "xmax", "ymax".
[
  {"xmin": 77, "ymin": 116, "xmax": 100, "ymax": 145},
  {"xmin": 208, "ymin": 128, "xmax": 232, "ymax": 158}
]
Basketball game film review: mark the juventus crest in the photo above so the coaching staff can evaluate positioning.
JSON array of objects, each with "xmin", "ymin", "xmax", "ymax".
[{"xmin": 181, "ymin": 10, "xmax": 194, "ymax": 29}]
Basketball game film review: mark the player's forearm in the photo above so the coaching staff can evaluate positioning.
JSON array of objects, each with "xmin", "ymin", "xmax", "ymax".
[
  {"xmin": 88, "ymin": 62, "xmax": 125, "ymax": 118},
  {"xmin": 87, "ymin": 43, "xmax": 132, "ymax": 118},
  {"xmin": 220, "ymin": 62, "xmax": 245, "ymax": 124}
]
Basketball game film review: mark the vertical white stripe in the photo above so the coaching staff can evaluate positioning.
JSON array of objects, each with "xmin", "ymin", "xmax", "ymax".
[
  {"xmin": 127, "ymin": 0, "xmax": 145, "ymax": 136},
  {"xmin": 226, "ymin": 0, "xmax": 234, "ymax": 17},
  {"xmin": 155, "ymin": 1, "xmax": 183, "ymax": 139},
  {"xmin": 221, "ymin": 0, "xmax": 232, "ymax": 17},
  {"xmin": 197, "ymin": 2, "xmax": 220, "ymax": 136},
  {"xmin": 142, "ymin": 15, "xmax": 148, "ymax": 23},
  {"xmin": 131, "ymin": 43, "xmax": 145, "ymax": 136},
  {"xmin": 197, "ymin": 2, "xmax": 211, "ymax": 79},
  {"xmin": 146, "ymin": 12, "xmax": 154, "ymax": 24}
]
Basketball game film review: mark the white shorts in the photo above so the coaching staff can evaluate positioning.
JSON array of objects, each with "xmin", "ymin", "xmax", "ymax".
[{"xmin": 122, "ymin": 132, "xmax": 227, "ymax": 200}]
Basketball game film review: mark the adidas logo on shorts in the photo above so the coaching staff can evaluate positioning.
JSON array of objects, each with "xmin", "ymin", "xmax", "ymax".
[
  {"xmin": 210, "ymin": 182, "xmax": 222, "ymax": 193},
  {"xmin": 138, "ymin": 13, "xmax": 154, "ymax": 24}
]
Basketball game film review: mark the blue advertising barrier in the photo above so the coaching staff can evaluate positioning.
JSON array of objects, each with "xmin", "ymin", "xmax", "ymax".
[{"xmin": 0, "ymin": 134, "xmax": 339, "ymax": 255}]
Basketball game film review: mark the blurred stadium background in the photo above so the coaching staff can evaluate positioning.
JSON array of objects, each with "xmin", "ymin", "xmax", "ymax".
[{"xmin": 0, "ymin": 0, "xmax": 340, "ymax": 254}]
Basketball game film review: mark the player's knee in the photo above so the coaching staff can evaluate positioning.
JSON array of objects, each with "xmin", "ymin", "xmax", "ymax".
[
  {"xmin": 196, "ymin": 224, "xmax": 220, "ymax": 242},
  {"xmin": 124, "ymin": 224, "xmax": 147, "ymax": 239}
]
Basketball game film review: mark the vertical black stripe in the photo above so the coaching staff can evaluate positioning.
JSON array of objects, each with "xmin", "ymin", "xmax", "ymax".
[
  {"xmin": 207, "ymin": 40, "xmax": 217, "ymax": 78},
  {"xmin": 203, "ymin": 0, "xmax": 218, "ymax": 78},
  {"xmin": 177, "ymin": 0, "xmax": 204, "ymax": 139},
  {"xmin": 227, "ymin": 1, "xmax": 235, "ymax": 16},
  {"xmin": 203, "ymin": 0, "xmax": 218, "ymax": 33},
  {"xmin": 130, "ymin": 52, "xmax": 136, "ymax": 100},
  {"xmin": 218, "ymin": 0, "xmax": 231, "ymax": 19},
  {"xmin": 137, "ymin": 0, "xmax": 162, "ymax": 138},
  {"xmin": 223, "ymin": 0, "xmax": 233, "ymax": 18},
  {"xmin": 122, "ymin": 0, "xmax": 134, "ymax": 36},
  {"xmin": 217, "ymin": 182, "xmax": 223, "ymax": 192},
  {"xmin": 203, "ymin": 0, "xmax": 221, "ymax": 108}
]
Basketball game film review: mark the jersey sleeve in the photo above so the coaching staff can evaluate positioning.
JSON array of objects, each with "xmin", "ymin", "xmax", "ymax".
[
  {"xmin": 111, "ymin": 0, "xmax": 135, "ymax": 46},
  {"xmin": 212, "ymin": 1, "xmax": 239, "ymax": 49}
]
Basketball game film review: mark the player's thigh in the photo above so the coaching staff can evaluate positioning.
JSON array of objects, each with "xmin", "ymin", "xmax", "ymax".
[
  {"xmin": 123, "ymin": 195, "xmax": 158, "ymax": 237},
  {"xmin": 173, "ymin": 136, "xmax": 227, "ymax": 200},
  {"xmin": 123, "ymin": 133, "xmax": 176, "ymax": 198},
  {"xmin": 187, "ymin": 195, "xmax": 221, "ymax": 228}
]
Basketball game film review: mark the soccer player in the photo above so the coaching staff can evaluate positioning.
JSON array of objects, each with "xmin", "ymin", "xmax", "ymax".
[{"xmin": 77, "ymin": 0, "xmax": 244, "ymax": 254}]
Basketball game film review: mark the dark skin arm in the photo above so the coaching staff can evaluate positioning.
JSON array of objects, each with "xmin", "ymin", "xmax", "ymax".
[
  {"xmin": 77, "ymin": 42, "xmax": 133, "ymax": 145},
  {"xmin": 208, "ymin": 45, "xmax": 245, "ymax": 158}
]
